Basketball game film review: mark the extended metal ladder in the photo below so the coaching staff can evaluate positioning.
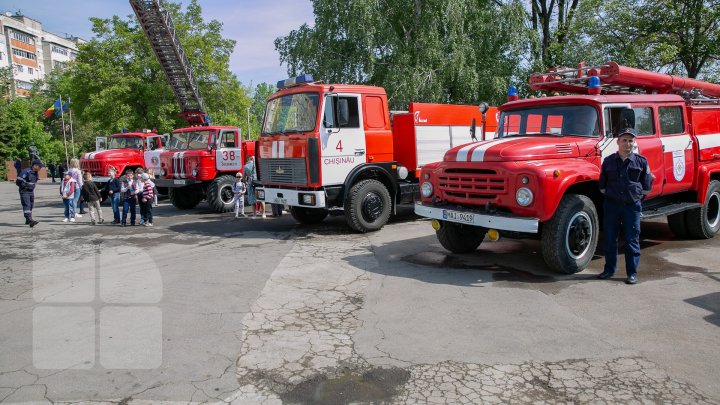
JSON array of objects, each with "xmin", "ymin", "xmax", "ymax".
[
  {"xmin": 530, "ymin": 61, "xmax": 720, "ymax": 104},
  {"xmin": 130, "ymin": 0, "xmax": 208, "ymax": 125}
]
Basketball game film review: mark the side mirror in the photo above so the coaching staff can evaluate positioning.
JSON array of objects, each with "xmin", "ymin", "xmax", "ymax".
[{"xmin": 338, "ymin": 99, "xmax": 350, "ymax": 127}]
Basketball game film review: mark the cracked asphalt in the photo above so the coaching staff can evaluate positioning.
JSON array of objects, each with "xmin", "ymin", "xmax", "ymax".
[{"xmin": 1, "ymin": 181, "xmax": 719, "ymax": 404}]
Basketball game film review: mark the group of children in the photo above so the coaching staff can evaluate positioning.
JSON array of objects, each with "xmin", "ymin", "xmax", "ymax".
[
  {"xmin": 60, "ymin": 165, "xmax": 158, "ymax": 227},
  {"xmin": 232, "ymin": 171, "xmax": 273, "ymax": 219}
]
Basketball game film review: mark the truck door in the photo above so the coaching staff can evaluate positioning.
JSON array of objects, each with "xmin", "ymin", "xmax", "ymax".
[
  {"xmin": 144, "ymin": 136, "xmax": 164, "ymax": 173},
  {"xmin": 216, "ymin": 129, "xmax": 242, "ymax": 171},
  {"xmin": 658, "ymin": 104, "xmax": 694, "ymax": 194},
  {"xmin": 320, "ymin": 94, "xmax": 366, "ymax": 185},
  {"xmin": 604, "ymin": 105, "xmax": 664, "ymax": 198}
]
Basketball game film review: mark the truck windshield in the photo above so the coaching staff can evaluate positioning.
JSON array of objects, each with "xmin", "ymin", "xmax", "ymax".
[
  {"xmin": 108, "ymin": 137, "xmax": 143, "ymax": 149},
  {"xmin": 262, "ymin": 93, "xmax": 319, "ymax": 135},
  {"xmin": 497, "ymin": 105, "xmax": 600, "ymax": 138},
  {"xmin": 167, "ymin": 130, "xmax": 213, "ymax": 150}
]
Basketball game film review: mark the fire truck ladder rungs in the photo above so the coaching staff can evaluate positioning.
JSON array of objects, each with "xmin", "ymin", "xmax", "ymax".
[{"xmin": 130, "ymin": 0, "xmax": 206, "ymax": 118}]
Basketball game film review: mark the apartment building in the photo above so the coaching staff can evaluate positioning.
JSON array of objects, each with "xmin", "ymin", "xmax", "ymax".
[{"xmin": 0, "ymin": 11, "xmax": 84, "ymax": 97}]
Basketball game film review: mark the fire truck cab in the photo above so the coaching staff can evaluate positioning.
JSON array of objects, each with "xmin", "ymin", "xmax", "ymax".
[{"xmin": 415, "ymin": 62, "xmax": 720, "ymax": 273}]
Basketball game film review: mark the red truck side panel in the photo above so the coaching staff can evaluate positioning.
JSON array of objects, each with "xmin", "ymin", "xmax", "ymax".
[{"xmin": 363, "ymin": 94, "xmax": 393, "ymax": 163}]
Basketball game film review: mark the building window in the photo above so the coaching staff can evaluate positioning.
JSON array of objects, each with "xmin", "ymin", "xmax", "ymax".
[
  {"xmin": 11, "ymin": 31, "xmax": 34, "ymax": 45},
  {"xmin": 14, "ymin": 64, "xmax": 24, "ymax": 73},
  {"xmin": 12, "ymin": 48, "xmax": 37, "ymax": 61},
  {"xmin": 52, "ymin": 45, "xmax": 69, "ymax": 56},
  {"xmin": 16, "ymin": 80, "xmax": 33, "ymax": 90},
  {"xmin": 53, "ymin": 60, "xmax": 67, "ymax": 70},
  {"xmin": 28, "ymin": 67, "xmax": 33, "ymax": 75}
]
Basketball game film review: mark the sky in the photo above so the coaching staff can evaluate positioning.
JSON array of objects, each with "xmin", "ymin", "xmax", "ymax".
[{"xmin": 0, "ymin": 0, "xmax": 315, "ymax": 87}]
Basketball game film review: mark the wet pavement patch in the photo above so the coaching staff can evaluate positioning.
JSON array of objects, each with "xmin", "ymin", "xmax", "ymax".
[{"xmin": 280, "ymin": 367, "xmax": 411, "ymax": 405}]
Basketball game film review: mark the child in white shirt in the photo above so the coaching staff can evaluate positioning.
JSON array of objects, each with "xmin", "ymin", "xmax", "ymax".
[{"xmin": 232, "ymin": 172, "xmax": 247, "ymax": 218}]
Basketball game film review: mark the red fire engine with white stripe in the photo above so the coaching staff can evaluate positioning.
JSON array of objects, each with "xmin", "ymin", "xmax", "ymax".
[
  {"xmin": 416, "ymin": 61, "xmax": 720, "ymax": 273},
  {"xmin": 131, "ymin": 0, "xmax": 255, "ymax": 212},
  {"xmin": 256, "ymin": 75, "xmax": 497, "ymax": 232}
]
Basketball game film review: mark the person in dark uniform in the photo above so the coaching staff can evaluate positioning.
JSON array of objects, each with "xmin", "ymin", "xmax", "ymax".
[
  {"xmin": 48, "ymin": 162, "xmax": 57, "ymax": 183},
  {"xmin": 13, "ymin": 157, "xmax": 22, "ymax": 177},
  {"xmin": 16, "ymin": 159, "xmax": 43, "ymax": 227},
  {"xmin": 597, "ymin": 128, "xmax": 653, "ymax": 284}
]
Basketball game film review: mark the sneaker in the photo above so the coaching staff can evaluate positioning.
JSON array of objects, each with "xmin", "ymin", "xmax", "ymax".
[
  {"xmin": 112, "ymin": 220, "xmax": 119, "ymax": 224},
  {"xmin": 140, "ymin": 219, "xmax": 145, "ymax": 225},
  {"xmin": 241, "ymin": 214, "xmax": 248, "ymax": 218},
  {"xmin": 99, "ymin": 219, "xmax": 104, "ymax": 224},
  {"xmin": 29, "ymin": 220, "xmax": 39, "ymax": 228},
  {"xmin": 63, "ymin": 218, "xmax": 69, "ymax": 223},
  {"xmin": 626, "ymin": 274, "xmax": 638, "ymax": 285},
  {"xmin": 25, "ymin": 218, "xmax": 30, "ymax": 225},
  {"xmin": 597, "ymin": 271, "xmax": 614, "ymax": 280},
  {"xmin": 146, "ymin": 223, "xmax": 153, "ymax": 227},
  {"xmin": 91, "ymin": 220, "xmax": 96, "ymax": 226},
  {"xmin": 70, "ymin": 218, "xmax": 76, "ymax": 222},
  {"xmin": 262, "ymin": 214, "xmax": 267, "ymax": 219},
  {"xmin": 75, "ymin": 214, "xmax": 82, "ymax": 218}
]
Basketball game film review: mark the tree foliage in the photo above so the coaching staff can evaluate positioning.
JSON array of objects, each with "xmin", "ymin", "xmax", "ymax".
[
  {"xmin": 276, "ymin": 0, "xmax": 530, "ymax": 108},
  {"xmin": 61, "ymin": 0, "xmax": 252, "ymax": 137}
]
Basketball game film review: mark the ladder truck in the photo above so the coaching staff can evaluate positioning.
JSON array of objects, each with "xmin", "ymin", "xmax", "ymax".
[
  {"xmin": 415, "ymin": 61, "xmax": 720, "ymax": 273},
  {"xmin": 130, "ymin": 0, "xmax": 254, "ymax": 212}
]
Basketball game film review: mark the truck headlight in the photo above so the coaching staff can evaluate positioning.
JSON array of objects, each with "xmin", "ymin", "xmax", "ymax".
[
  {"xmin": 192, "ymin": 168, "xmax": 198, "ymax": 177},
  {"xmin": 421, "ymin": 182, "xmax": 433, "ymax": 198},
  {"xmin": 516, "ymin": 187, "xmax": 534, "ymax": 206},
  {"xmin": 397, "ymin": 165, "xmax": 409, "ymax": 180}
]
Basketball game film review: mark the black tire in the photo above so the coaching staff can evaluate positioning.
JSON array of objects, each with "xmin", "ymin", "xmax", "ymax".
[
  {"xmin": 541, "ymin": 194, "xmax": 599, "ymax": 274},
  {"xmin": 206, "ymin": 175, "xmax": 236, "ymax": 213},
  {"xmin": 290, "ymin": 206, "xmax": 329, "ymax": 224},
  {"xmin": 685, "ymin": 180, "xmax": 720, "ymax": 239},
  {"xmin": 157, "ymin": 187, "xmax": 168, "ymax": 195},
  {"xmin": 345, "ymin": 179, "xmax": 392, "ymax": 232},
  {"xmin": 667, "ymin": 212, "xmax": 689, "ymax": 238},
  {"xmin": 169, "ymin": 186, "xmax": 202, "ymax": 210},
  {"xmin": 436, "ymin": 221, "xmax": 487, "ymax": 253}
]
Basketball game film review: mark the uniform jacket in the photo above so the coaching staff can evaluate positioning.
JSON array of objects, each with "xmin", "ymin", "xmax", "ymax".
[
  {"xmin": 16, "ymin": 169, "xmax": 38, "ymax": 193},
  {"xmin": 599, "ymin": 152, "xmax": 653, "ymax": 204}
]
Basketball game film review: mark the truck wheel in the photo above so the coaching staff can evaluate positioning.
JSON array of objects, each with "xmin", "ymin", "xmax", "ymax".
[
  {"xmin": 685, "ymin": 180, "xmax": 720, "ymax": 239},
  {"xmin": 667, "ymin": 212, "xmax": 689, "ymax": 238},
  {"xmin": 345, "ymin": 179, "xmax": 392, "ymax": 232},
  {"xmin": 157, "ymin": 187, "xmax": 168, "ymax": 195},
  {"xmin": 436, "ymin": 222, "xmax": 487, "ymax": 253},
  {"xmin": 290, "ymin": 207, "xmax": 328, "ymax": 224},
  {"xmin": 206, "ymin": 175, "xmax": 236, "ymax": 213},
  {"xmin": 169, "ymin": 187, "xmax": 202, "ymax": 210},
  {"xmin": 541, "ymin": 194, "xmax": 599, "ymax": 274}
]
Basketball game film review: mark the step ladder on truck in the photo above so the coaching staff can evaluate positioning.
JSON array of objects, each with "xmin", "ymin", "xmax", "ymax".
[
  {"xmin": 130, "ymin": 0, "xmax": 254, "ymax": 212},
  {"xmin": 255, "ymin": 74, "xmax": 498, "ymax": 232},
  {"xmin": 415, "ymin": 61, "xmax": 720, "ymax": 273}
]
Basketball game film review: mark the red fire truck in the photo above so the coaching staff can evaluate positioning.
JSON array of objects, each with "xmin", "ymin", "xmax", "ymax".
[
  {"xmin": 415, "ymin": 62, "xmax": 720, "ymax": 273},
  {"xmin": 131, "ymin": 0, "xmax": 255, "ymax": 212},
  {"xmin": 80, "ymin": 130, "xmax": 165, "ymax": 190},
  {"xmin": 256, "ymin": 75, "xmax": 497, "ymax": 232}
]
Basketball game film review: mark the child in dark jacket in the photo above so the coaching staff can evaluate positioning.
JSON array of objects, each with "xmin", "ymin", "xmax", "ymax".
[
  {"xmin": 81, "ymin": 172, "xmax": 104, "ymax": 225},
  {"xmin": 104, "ymin": 167, "xmax": 122, "ymax": 224},
  {"xmin": 140, "ymin": 173, "xmax": 154, "ymax": 227}
]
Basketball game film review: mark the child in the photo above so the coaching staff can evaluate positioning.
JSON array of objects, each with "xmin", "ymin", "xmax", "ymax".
[
  {"xmin": 59, "ymin": 172, "xmax": 77, "ymax": 223},
  {"xmin": 147, "ymin": 168, "xmax": 159, "ymax": 207},
  {"xmin": 140, "ymin": 173, "xmax": 154, "ymax": 227},
  {"xmin": 81, "ymin": 172, "xmax": 104, "ymax": 225},
  {"xmin": 232, "ymin": 172, "xmax": 247, "ymax": 218},
  {"xmin": 135, "ymin": 168, "xmax": 146, "ymax": 224},
  {"xmin": 121, "ymin": 169, "xmax": 137, "ymax": 226},
  {"xmin": 104, "ymin": 166, "xmax": 122, "ymax": 224}
]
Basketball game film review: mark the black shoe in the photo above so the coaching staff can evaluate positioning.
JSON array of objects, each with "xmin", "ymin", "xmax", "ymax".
[
  {"xmin": 626, "ymin": 274, "xmax": 638, "ymax": 284},
  {"xmin": 597, "ymin": 271, "xmax": 614, "ymax": 280},
  {"xmin": 99, "ymin": 219, "xmax": 104, "ymax": 224},
  {"xmin": 25, "ymin": 218, "xmax": 30, "ymax": 224},
  {"xmin": 29, "ymin": 220, "xmax": 39, "ymax": 228}
]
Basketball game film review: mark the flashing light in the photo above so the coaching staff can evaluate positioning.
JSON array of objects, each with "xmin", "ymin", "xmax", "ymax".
[
  {"xmin": 488, "ymin": 229, "xmax": 500, "ymax": 242},
  {"xmin": 277, "ymin": 74, "xmax": 314, "ymax": 89},
  {"xmin": 588, "ymin": 76, "xmax": 602, "ymax": 95},
  {"xmin": 507, "ymin": 86, "xmax": 519, "ymax": 102},
  {"xmin": 122, "ymin": 128, "xmax": 127, "ymax": 133}
]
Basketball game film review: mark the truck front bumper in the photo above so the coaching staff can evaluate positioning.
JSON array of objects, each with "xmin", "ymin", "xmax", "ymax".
[
  {"xmin": 154, "ymin": 178, "xmax": 204, "ymax": 188},
  {"xmin": 257, "ymin": 187, "xmax": 327, "ymax": 208},
  {"xmin": 92, "ymin": 176, "xmax": 111, "ymax": 183},
  {"xmin": 414, "ymin": 202, "xmax": 539, "ymax": 234}
]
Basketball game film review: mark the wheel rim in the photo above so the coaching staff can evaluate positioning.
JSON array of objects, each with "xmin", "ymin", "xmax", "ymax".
[
  {"xmin": 707, "ymin": 191, "xmax": 720, "ymax": 229},
  {"xmin": 565, "ymin": 211, "xmax": 593, "ymax": 260},
  {"xmin": 361, "ymin": 192, "xmax": 384, "ymax": 222},
  {"xmin": 220, "ymin": 184, "xmax": 234, "ymax": 204}
]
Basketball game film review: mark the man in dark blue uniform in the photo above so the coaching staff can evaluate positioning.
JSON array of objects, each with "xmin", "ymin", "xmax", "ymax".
[
  {"xmin": 597, "ymin": 128, "xmax": 653, "ymax": 284},
  {"xmin": 16, "ymin": 159, "xmax": 43, "ymax": 228}
]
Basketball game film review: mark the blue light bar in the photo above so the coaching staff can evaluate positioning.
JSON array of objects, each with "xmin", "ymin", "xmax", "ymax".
[
  {"xmin": 507, "ymin": 86, "xmax": 518, "ymax": 96},
  {"xmin": 277, "ymin": 74, "xmax": 315, "ymax": 89},
  {"xmin": 588, "ymin": 76, "xmax": 601, "ymax": 88}
]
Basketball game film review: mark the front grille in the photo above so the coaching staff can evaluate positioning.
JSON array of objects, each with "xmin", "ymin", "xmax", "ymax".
[
  {"xmin": 260, "ymin": 158, "xmax": 307, "ymax": 185},
  {"xmin": 439, "ymin": 167, "xmax": 505, "ymax": 200},
  {"xmin": 81, "ymin": 160, "xmax": 103, "ymax": 175}
]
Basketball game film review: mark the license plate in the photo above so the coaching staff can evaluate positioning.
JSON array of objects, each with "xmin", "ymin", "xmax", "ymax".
[
  {"xmin": 443, "ymin": 210, "xmax": 474, "ymax": 224},
  {"xmin": 273, "ymin": 197, "xmax": 287, "ymax": 204},
  {"xmin": 173, "ymin": 179, "xmax": 186, "ymax": 185}
]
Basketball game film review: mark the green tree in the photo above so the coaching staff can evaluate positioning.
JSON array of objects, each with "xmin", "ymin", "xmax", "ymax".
[
  {"xmin": 0, "ymin": 98, "xmax": 65, "ymax": 169},
  {"xmin": 276, "ymin": 0, "xmax": 529, "ymax": 108},
  {"xmin": 247, "ymin": 82, "xmax": 276, "ymax": 139},
  {"xmin": 61, "ymin": 0, "xmax": 252, "ymax": 139}
]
